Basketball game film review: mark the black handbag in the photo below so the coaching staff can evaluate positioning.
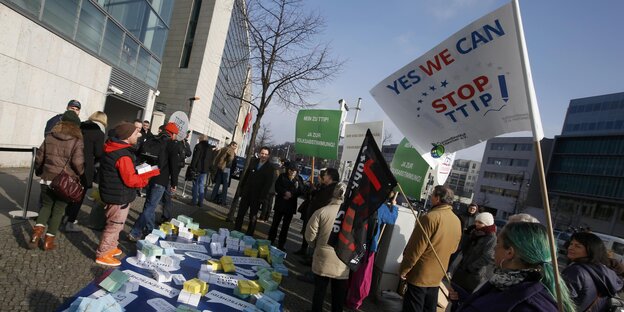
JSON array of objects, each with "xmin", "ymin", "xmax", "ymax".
[{"xmin": 49, "ymin": 141, "xmax": 84, "ymax": 203}]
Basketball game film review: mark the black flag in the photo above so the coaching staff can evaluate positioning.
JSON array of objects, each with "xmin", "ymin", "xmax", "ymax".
[{"xmin": 329, "ymin": 130, "xmax": 397, "ymax": 271}]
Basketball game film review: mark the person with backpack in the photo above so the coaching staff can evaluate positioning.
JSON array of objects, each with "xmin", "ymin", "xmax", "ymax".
[
  {"xmin": 128, "ymin": 122, "xmax": 180, "ymax": 241},
  {"xmin": 95, "ymin": 122, "xmax": 160, "ymax": 266}
]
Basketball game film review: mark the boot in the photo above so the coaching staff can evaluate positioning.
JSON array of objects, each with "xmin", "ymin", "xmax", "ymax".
[
  {"xmin": 43, "ymin": 234, "xmax": 57, "ymax": 251},
  {"xmin": 28, "ymin": 225, "xmax": 45, "ymax": 249}
]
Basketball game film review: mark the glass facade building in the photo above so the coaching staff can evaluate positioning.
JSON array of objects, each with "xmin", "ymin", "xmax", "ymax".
[
  {"xmin": 548, "ymin": 92, "xmax": 624, "ymax": 235},
  {"xmin": 3, "ymin": 0, "xmax": 173, "ymax": 88}
]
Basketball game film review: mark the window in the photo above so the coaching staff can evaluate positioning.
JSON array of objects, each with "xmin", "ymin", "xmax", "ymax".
[
  {"xmin": 42, "ymin": 0, "xmax": 79, "ymax": 38},
  {"xmin": 76, "ymin": 1, "xmax": 106, "ymax": 53},
  {"xmin": 101, "ymin": 20, "xmax": 124, "ymax": 65},
  {"xmin": 120, "ymin": 35, "xmax": 139, "ymax": 74},
  {"xmin": 180, "ymin": 0, "xmax": 203, "ymax": 68},
  {"xmin": 8, "ymin": 0, "xmax": 42, "ymax": 16}
]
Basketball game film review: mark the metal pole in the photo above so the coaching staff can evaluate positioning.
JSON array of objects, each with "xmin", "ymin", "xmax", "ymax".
[
  {"xmin": 23, "ymin": 147, "xmax": 37, "ymax": 218},
  {"xmin": 353, "ymin": 97, "xmax": 362, "ymax": 123}
]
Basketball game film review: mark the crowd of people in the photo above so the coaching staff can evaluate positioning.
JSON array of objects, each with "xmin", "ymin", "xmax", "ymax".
[{"xmin": 28, "ymin": 100, "xmax": 624, "ymax": 312}]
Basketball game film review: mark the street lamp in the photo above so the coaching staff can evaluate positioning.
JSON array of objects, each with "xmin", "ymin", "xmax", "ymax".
[{"xmin": 512, "ymin": 171, "xmax": 530, "ymax": 214}]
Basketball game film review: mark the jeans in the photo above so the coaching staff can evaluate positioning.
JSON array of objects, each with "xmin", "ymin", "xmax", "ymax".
[
  {"xmin": 210, "ymin": 170, "xmax": 229, "ymax": 204},
  {"xmin": 130, "ymin": 182, "xmax": 167, "ymax": 238},
  {"xmin": 192, "ymin": 173, "xmax": 207, "ymax": 207}
]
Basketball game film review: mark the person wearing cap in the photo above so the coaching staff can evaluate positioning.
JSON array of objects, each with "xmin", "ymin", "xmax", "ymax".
[
  {"xmin": 95, "ymin": 122, "xmax": 160, "ymax": 266},
  {"xmin": 268, "ymin": 162, "xmax": 304, "ymax": 250},
  {"xmin": 128, "ymin": 122, "xmax": 180, "ymax": 241},
  {"xmin": 62, "ymin": 111, "xmax": 108, "ymax": 232},
  {"xmin": 30, "ymin": 111, "xmax": 85, "ymax": 251},
  {"xmin": 44, "ymin": 99, "xmax": 81, "ymax": 136},
  {"xmin": 451, "ymin": 212, "xmax": 497, "ymax": 298}
]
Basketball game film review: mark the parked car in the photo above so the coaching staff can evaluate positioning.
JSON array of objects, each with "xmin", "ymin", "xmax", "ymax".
[
  {"xmin": 299, "ymin": 166, "xmax": 320, "ymax": 184},
  {"xmin": 231, "ymin": 156, "xmax": 246, "ymax": 179}
]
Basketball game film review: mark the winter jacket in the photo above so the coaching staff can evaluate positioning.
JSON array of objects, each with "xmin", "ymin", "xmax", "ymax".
[
  {"xmin": 457, "ymin": 280, "xmax": 559, "ymax": 312},
  {"xmin": 240, "ymin": 158, "xmax": 275, "ymax": 202},
  {"xmin": 400, "ymin": 203, "xmax": 462, "ymax": 287},
  {"xmin": 177, "ymin": 139, "xmax": 192, "ymax": 169},
  {"xmin": 213, "ymin": 146, "xmax": 236, "ymax": 170},
  {"xmin": 305, "ymin": 198, "xmax": 349, "ymax": 279},
  {"xmin": 370, "ymin": 202, "xmax": 399, "ymax": 252},
  {"xmin": 44, "ymin": 114, "xmax": 63, "ymax": 137},
  {"xmin": 149, "ymin": 135, "xmax": 181, "ymax": 188},
  {"xmin": 273, "ymin": 173, "xmax": 304, "ymax": 215},
  {"xmin": 303, "ymin": 182, "xmax": 337, "ymax": 222},
  {"xmin": 99, "ymin": 139, "xmax": 159, "ymax": 205},
  {"xmin": 80, "ymin": 120, "xmax": 105, "ymax": 188},
  {"xmin": 35, "ymin": 121, "xmax": 85, "ymax": 182},
  {"xmin": 189, "ymin": 141, "xmax": 216, "ymax": 174},
  {"xmin": 562, "ymin": 262, "xmax": 624, "ymax": 312},
  {"xmin": 452, "ymin": 225, "xmax": 497, "ymax": 293}
]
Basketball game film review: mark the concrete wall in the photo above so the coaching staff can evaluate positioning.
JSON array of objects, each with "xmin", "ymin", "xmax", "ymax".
[{"xmin": 0, "ymin": 4, "xmax": 111, "ymax": 167}]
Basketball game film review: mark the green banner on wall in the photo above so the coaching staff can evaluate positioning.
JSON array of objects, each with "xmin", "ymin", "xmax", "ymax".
[
  {"xmin": 390, "ymin": 137, "xmax": 430, "ymax": 199},
  {"xmin": 295, "ymin": 109, "xmax": 342, "ymax": 159}
]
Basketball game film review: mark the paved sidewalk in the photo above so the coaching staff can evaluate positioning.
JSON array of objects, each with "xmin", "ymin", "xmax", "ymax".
[{"xmin": 0, "ymin": 168, "xmax": 398, "ymax": 311}]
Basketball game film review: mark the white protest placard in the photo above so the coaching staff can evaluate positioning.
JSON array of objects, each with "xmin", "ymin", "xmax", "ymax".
[
  {"xmin": 370, "ymin": 3, "xmax": 543, "ymax": 167},
  {"xmin": 434, "ymin": 152, "xmax": 456, "ymax": 185},
  {"xmin": 169, "ymin": 111, "xmax": 189, "ymax": 141},
  {"xmin": 185, "ymin": 251, "xmax": 212, "ymax": 261},
  {"xmin": 126, "ymin": 256, "xmax": 181, "ymax": 272},
  {"xmin": 123, "ymin": 270, "xmax": 180, "ymax": 298},
  {"xmin": 341, "ymin": 121, "xmax": 384, "ymax": 163},
  {"xmin": 159, "ymin": 241, "xmax": 207, "ymax": 253},
  {"xmin": 205, "ymin": 290, "xmax": 255, "ymax": 310},
  {"xmin": 146, "ymin": 298, "xmax": 176, "ymax": 312},
  {"xmin": 206, "ymin": 272, "xmax": 244, "ymax": 289},
  {"xmin": 230, "ymin": 256, "xmax": 270, "ymax": 267},
  {"xmin": 87, "ymin": 289, "xmax": 138, "ymax": 308}
]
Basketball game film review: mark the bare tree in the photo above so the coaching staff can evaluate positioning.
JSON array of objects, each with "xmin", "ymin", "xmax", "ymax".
[
  {"xmin": 227, "ymin": 0, "xmax": 344, "ymax": 219},
  {"xmin": 382, "ymin": 130, "xmax": 394, "ymax": 146},
  {"xmin": 255, "ymin": 123, "xmax": 274, "ymax": 147}
]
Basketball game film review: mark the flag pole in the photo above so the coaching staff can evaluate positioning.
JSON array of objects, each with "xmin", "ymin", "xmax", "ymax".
[
  {"xmin": 396, "ymin": 183, "xmax": 452, "ymax": 283},
  {"xmin": 512, "ymin": 1, "xmax": 563, "ymax": 311}
]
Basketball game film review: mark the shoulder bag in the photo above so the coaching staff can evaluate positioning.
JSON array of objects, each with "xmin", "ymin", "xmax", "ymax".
[{"xmin": 50, "ymin": 140, "xmax": 84, "ymax": 203}]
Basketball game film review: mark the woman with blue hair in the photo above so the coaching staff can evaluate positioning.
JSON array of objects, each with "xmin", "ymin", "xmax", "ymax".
[{"xmin": 451, "ymin": 222, "xmax": 576, "ymax": 311}]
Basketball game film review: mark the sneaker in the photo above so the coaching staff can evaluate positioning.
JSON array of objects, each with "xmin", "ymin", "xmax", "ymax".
[
  {"xmin": 64, "ymin": 221, "xmax": 82, "ymax": 233},
  {"xmin": 109, "ymin": 247, "xmax": 123, "ymax": 257},
  {"xmin": 127, "ymin": 233, "xmax": 140, "ymax": 242},
  {"xmin": 95, "ymin": 255, "xmax": 121, "ymax": 267}
]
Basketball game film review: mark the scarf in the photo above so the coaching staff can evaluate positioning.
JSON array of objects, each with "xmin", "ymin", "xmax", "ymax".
[{"xmin": 489, "ymin": 267, "xmax": 541, "ymax": 290}]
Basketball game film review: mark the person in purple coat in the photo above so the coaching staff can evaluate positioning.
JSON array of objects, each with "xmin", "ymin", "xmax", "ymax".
[{"xmin": 451, "ymin": 222, "xmax": 576, "ymax": 312}]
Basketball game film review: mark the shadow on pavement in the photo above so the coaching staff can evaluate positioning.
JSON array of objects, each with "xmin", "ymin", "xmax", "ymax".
[{"xmin": 28, "ymin": 289, "xmax": 61, "ymax": 312}]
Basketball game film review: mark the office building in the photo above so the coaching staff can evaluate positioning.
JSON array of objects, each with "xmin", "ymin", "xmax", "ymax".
[
  {"xmin": 156, "ymin": 0, "xmax": 251, "ymax": 148},
  {"xmin": 0, "ymin": 0, "xmax": 174, "ymax": 166},
  {"xmin": 445, "ymin": 159, "xmax": 480, "ymax": 199},
  {"xmin": 547, "ymin": 92, "xmax": 624, "ymax": 236}
]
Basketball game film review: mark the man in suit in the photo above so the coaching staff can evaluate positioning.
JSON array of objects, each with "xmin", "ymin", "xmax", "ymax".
[{"xmin": 234, "ymin": 146, "xmax": 275, "ymax": 236}]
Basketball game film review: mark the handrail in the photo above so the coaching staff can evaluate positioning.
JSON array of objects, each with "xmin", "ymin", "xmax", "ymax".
[{"xmin": 1, "ymin": 147, "xmax": 38, "ymax": 219}]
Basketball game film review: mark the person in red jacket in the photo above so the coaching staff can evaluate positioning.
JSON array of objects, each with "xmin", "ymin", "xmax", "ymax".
[{"xmin": 95, "ymin": 122, "xmax": 160, "ymax": 266}]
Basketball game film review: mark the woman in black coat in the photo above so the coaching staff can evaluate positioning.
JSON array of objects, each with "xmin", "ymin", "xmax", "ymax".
[
  {"xmin": 268, "ymin": 162, "xmax": 304, "ymax": 250},
  {"xmin": 63, "ymin": 111, "xmax": 107, "ymax": 232}
]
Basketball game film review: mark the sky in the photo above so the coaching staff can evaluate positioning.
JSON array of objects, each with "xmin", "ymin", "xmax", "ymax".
[{"xmin": 260, "ymin": 0, "xmax": 624, "ymax": 161}]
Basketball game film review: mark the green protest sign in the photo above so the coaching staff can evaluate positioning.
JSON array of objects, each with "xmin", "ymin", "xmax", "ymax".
[
  {"xmin": 295, "ymin": 109, "xmax": 342, "ymax": 159},
  {"xmin": 390, "ymin": 137, "xmax": 430, "ymax": 199}
]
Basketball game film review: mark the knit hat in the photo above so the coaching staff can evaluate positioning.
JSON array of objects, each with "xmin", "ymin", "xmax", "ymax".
[
  {"xmin": 61, "ymin": 110, "xmax": 81, "ymax": 126},
  {"xmin": 164, "ymin": 122, "xmax": 179, "ymax": 135},
  {"xmin": 113, "ymin": 122, "xmax": 137, "ymax": 140},
  {"xmin": 475, "ymin": 212, "xmax": 494, "ymax": 227},
  {"xmin": 67, "ymin": 99, "xmax": 81, "ymax": 109}
]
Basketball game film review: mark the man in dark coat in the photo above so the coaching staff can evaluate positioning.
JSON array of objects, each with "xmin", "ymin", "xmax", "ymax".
[
  {"xmin": 63, "ymin": 111, "xmax": 108, "ymax": 232},
  {"xmin": 294, "ymin": 168, "xmax": 339, "ymax": 255},
  {"xmin": 234, "ymin": 146, "xmax": 275, "ymax": 236},
  {"xmin": 188, "ymin": 135, "xmax": 216, "ymax": 207},
  {"xmin": 128, "ymin": 122, "xmax": 180, "ymax": 241},
  {"xmin": 44, "ymin": 99, "xmax": 81, "ymax": 136},
  {"xmin": 268, "ymin": 162, "xmax": 304, "ymax": 250}
]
